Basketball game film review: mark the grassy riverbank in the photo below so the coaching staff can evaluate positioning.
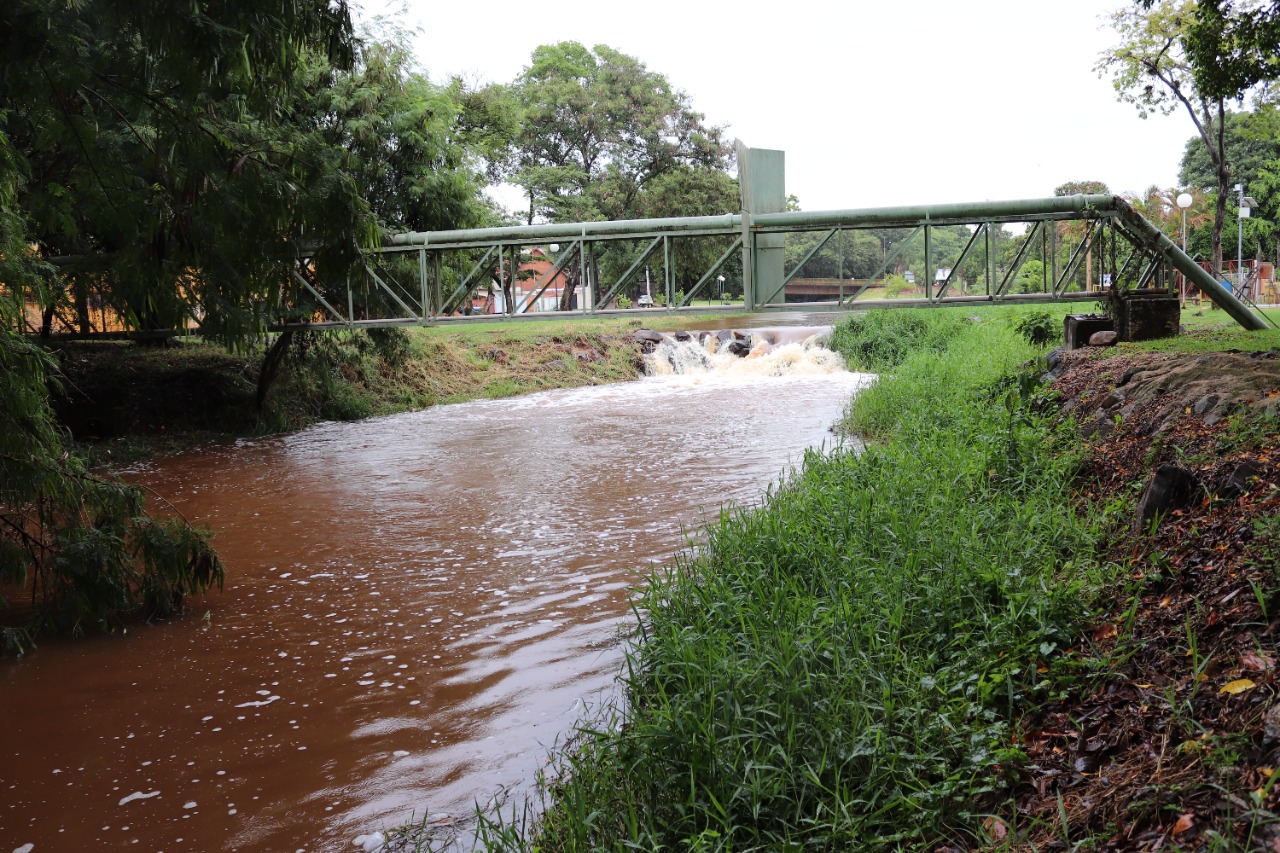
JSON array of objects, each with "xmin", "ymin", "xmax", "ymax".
[{"xmin": 475, "ymin": 311, "xmax": 1117, "ymax": 850}]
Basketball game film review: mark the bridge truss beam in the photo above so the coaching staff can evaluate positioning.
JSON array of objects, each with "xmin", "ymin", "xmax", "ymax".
[{"xmin": 285, "ymin": 195, "xmax": 1267, "ymax": 331}]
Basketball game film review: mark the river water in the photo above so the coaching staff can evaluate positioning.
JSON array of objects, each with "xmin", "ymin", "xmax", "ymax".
[{"xmin": 1, "ymin": 331, "xmax": 868, "ymax": 852}]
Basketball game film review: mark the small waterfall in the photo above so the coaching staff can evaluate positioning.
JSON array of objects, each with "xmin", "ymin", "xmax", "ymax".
[{"xmin": 639, "ymin": 327, "xmax": 848, "ymax": 377}]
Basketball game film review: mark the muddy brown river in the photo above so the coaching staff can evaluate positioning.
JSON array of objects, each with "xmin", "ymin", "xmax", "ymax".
[{"xmin": 1, "ymin": 334, "xmax": 867, "ymax": 852}]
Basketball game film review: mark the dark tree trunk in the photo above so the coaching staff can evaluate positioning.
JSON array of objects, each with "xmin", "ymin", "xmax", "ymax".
[
  {"xmin": 74, "ymin": 279, "xmax": 91, "ymax": 335},
  {"xmin": 557, "ymin": 266, "xmax": 580, "ymax": 312},
  {"xmin": 1210, "ymin": 102, "xmax": 1229, "ymax": 277},
  {"xmin": 255, "ymin": 329, "xmax": 297, "ymax": 413}
]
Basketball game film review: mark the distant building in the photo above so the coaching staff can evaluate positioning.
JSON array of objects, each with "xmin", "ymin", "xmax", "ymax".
[{"xmin": 476, "ymin": 247, "xmax": 576, "ymax": 314}]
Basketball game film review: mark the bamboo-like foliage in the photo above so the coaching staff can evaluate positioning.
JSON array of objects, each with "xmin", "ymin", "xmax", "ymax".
[
  {"xmin": 0, "ymin": 320, "xmax": 224, "ymax": 653},
  {"xmin": 0, "ymin": 115, "xmax": 223, "ymax": 653}
]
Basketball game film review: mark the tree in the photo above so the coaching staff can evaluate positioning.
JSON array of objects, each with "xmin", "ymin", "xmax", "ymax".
[
  {"xmin": 1052, "ymin": 181, "xmax": 1113, "ymax": 289},
  {"xmin": 305, "ymin": 22, "xmax": 510, "ymax": 236},
  {"xmin": 1102, "ymin": 2, "xmax": 1277, "ymax": 276},
  {"xmin": 1179, "ymin": 107, "xmax": 1280, "ymax": 263},
  {"xmin": 1180, "ymin": 0, "xmax": 1280, "ymax": 100},
  {"xmin": 1099, "ymin": 2, "xmax": 1230, "ymax": 274},
  {"xmin": 1179, "ymin": 109, "xmax": 1280, "ymax": 191},
  {"xmin": 0, "ymin": 134, "xmax": 223, "ymax": 650},
  {"xmin": 631, "ymin": 164, "xmax": 740, "ymax": 300},
  {"xmin": 269, "ymin": 22, "xmax": 514, "ymax": 334},
  {"xmin": 0, "ymin": 0, "xmax": 371, "ymax": 645},
  {"xmin": 504, "ymin": 42, "xmax": 733, "ymax": 309},
  {"xmin": 1, "ymin": 0, "xmax": 373, "ymax": 343}
]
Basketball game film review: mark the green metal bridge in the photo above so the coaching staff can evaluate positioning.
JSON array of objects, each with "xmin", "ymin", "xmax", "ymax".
[{"xmin": 289, "ymin": 147, "xmax": 1268, "ymax": 332}]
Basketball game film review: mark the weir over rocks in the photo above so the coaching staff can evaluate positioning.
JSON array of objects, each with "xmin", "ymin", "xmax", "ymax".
[{"xmin": 637, "ymin": 326, "xmax": 847, "ymax": 377}]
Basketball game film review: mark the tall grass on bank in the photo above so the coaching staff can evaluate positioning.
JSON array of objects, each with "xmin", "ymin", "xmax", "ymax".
[
  {"xmin": 827, "ymin": 308, "xmax": 965, "ymax": 373},
  {"xmin": 482, "ymin": 314, "xmax": 1108, "ymax": 851}
]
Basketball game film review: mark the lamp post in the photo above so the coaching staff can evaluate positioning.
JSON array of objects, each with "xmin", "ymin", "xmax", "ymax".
[
  {"xmin": 1235, "ymin": 184, "xmax": 1259, "ymax": 297},
  {"xmin": 716, "ymin": 274, "xmax": 725, "ymax": 302},
  {"xmin": 1177, "ymin": 192, "xmax": 1193, "ymax": 306}
]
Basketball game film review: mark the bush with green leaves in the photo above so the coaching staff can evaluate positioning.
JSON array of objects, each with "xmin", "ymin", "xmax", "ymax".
[
  {"xmin": 1012, "ymin": 310, "xmax": 1059, "ymax": 348},
  {"xmin": 0, "ymin": 328, "xmax": 223, "ymax": 653},
  {"xmin": 0, "ymin": 149, "xmax": 223, "ymax": 652},
  {"xmin": 883, "ymin": 273, "xmax": 915, "ymax": 298},
  {"xmin": 1014, "ymin": 260, "xmax": 1046, "ymax": 295}
]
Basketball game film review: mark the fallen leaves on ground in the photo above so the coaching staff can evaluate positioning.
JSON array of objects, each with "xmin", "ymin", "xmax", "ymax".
[{"xmin": 1000, "ymin": 347, "xmax": 1280, "ymax": 851}]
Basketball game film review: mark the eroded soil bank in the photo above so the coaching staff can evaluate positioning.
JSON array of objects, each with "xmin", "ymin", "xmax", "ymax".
[
  {"xmin": 45, "ymin": 324, "xmax": 645, "ymax": 465},
  {"xmin": 1007, "ymin": 346, "xmax": 1280, "ymax": 849}
]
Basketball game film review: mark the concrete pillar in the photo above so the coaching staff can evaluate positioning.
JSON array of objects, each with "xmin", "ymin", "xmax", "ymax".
[{"xmin": 737, "ymin": 143, "xmax": 785, "ymax": 309}]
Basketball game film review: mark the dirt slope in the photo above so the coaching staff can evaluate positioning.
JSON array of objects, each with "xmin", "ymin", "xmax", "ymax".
[{"xmin": 1007, "ymin": 348, "xmax": 1280, "ymax": 850}]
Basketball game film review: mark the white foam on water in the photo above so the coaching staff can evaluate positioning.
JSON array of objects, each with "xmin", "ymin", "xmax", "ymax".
[
  {"xmin": 642, "ymin": 329, "xmax": 849, "ymax": 379},
  {"xmin": 118, "ymin": 790, "xmax": 160, "ymax": 806},
  {"xmin": 353, "ymin": 830, "xmax": 386, "ymax": 852}
]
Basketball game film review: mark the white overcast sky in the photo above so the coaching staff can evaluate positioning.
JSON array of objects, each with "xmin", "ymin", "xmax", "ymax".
[{"xmin": 356, "ymin": 0, "xmax": 1195, "ymax": 215}]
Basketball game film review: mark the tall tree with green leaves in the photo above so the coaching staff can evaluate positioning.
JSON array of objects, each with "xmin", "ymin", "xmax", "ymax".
[
  {"xmin": 0, "ymin": 131, "xmax": 224, "ymax": 651},
  {"xmin": 304, "ymin": 21, "xmax": 511, "ymax": 236},
  {"xmin": 0, "ymin": 0, "xmax": 376, "ymax": 646},
  {"xmin": 1179, "ymin": 108, "xmax": 1280, "ymax": 264},
  {"xmin": 1102, "ymin": 1, "xmax": 1278, "ymax": 276},
  {"xmin": 0, "ymin": 0, "xmax": 373, "ymax": 343},
  {"xmin": 1098, "ymin": 1, "xmax": 1233, "ymax": 274},
  {"xmin": 1176, "ymin": 0, "xmax": 1280, "ymax": 100},
  {"xmin": 504, "ymin": 42, "xmax": 733, "ymax": 309}
]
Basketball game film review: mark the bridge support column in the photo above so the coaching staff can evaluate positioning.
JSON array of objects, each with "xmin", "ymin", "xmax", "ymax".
[{"xmin": 737, "ymin": 143, "xmax": 785, "ymax": 309}]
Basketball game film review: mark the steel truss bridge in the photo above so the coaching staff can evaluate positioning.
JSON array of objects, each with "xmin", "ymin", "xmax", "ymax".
[{"xmin": 289, "ymin": 178, "xmax": 1267, "ymax": 333}]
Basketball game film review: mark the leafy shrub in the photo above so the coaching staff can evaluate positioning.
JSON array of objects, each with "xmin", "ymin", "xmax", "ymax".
[
  {"xmin": 1, "ymin": 329, "xmax": 223, "ymax": 651},
  {"xmin": 617, "ymin": 296, "xmax": 632, "ymax": 309},
  {"xmin": 828, "ymin": 308, "xmax": 965, "ymax": 372},
  {"xmin": 261, "ymin": 331, "xmax": 378, "ymax": 429},
  {"xmin": 1014, "ymin": 260, "xmax": 1046, "ymax": 295},
  {"xmin": 1012, "ymin": 310, "xmax": 1058, "ymax": 347},
  {"xmin": 366, "ymin": 326, "xmax": 415, "ymax": 365},
  {"xmin": 883, "ymin": 273, "xmax": 915, "ymax": 298}
]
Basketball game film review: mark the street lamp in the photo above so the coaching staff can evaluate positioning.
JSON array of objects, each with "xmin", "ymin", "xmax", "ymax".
[
  {"xmin": 1177, "ymin": 192, "xmax": 1193, "ymax": 306},
  {"xmin": 1236, "ymin": 184, "xmax": 1259, "ymax": 296},
  {"xmin": 716, "ymin": 274, "xmax": 725, "ymax": 301}
]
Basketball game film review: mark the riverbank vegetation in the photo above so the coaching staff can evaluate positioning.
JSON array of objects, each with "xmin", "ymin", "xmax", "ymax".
[
  {"xmin": 475, "ymin": 312, "xmax": 1114, "ymax": 849},
  {"xmin": 0, "ymin": 332, "xmax": 224, "ymax": 654},
  {"xmin": 461, "ymin": 305, "xmax": 1280, "ymax": 851}
]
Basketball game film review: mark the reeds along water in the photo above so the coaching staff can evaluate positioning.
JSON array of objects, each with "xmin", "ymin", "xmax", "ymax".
[{"xmin": 642, "ymin": 331, "xmax": 849, "ymax": 377}]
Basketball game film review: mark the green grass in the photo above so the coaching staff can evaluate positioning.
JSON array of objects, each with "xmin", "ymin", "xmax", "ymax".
[
  {"xmin": 828, "ymin": 308, "xmax": 966, "ymax": 372},
  {"xmin": 478, "ymin": 312, "xmax": 1115, "ymax": 851},
  {"xmin": 414, "ymin": 316, "xmax": 647, "ymax": 341},
  {"xmin": 1117, "ymin": 305, "xmax": 1280, "ymax": 354}
]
